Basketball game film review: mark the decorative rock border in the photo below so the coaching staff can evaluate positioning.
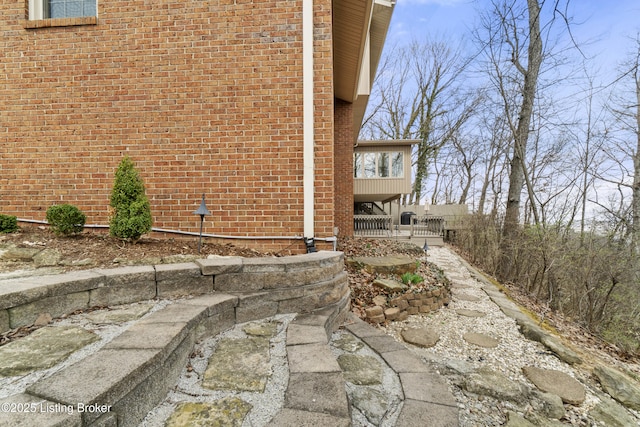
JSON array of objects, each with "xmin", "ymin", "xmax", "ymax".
[
  {"xmin": 364, "ymin": 288, "xmax": 451, "ymax": 324},
  {"xmin": 0, "ymin": 252, "xmax": 350, "ymax": 427},
  {"xmin": 0, "ymin": 252, "xmax": 348, "ymax": 333}
]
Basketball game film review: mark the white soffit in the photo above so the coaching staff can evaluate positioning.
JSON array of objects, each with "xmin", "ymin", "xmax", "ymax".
[{"xmin": 333, "ymin": 0, "xmax": 374, "ymax": 102}]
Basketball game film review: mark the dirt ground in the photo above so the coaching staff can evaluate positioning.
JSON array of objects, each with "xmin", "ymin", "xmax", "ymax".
[
  {"xmin": 0, "ymin": 225, "xmax": 277, "ymax": 274},
  {"xmin": 0, "ymin": 225, "xmax": 430, "ymax": 272}
]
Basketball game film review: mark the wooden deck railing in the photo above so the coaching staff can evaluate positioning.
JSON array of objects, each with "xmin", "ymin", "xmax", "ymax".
[
  {"xmin": 353, "ymin": 215, "xmax": 444, "ymax": 237},
  {"xmin": 411, "ymin": 215, "xmax": 444, "ymax": 237},
  {"xmin": 354, "ymin": 215, "xmax": 392, "ymax": 236}
]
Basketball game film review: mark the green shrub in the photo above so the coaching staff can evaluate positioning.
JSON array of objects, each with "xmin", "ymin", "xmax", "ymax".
[
  {"xmin": 46, "ymin": 204, "xmax": 86, "ymax": 236},
  {"xmin": 0, "ymin": 214, "xmax": 18, "ymax": 233},
  {"xmin": 401, "ymin": 272, "xmax": 424, "ymax": 285},
  {"xmin": 109, "ymin": 156, "xmax": 152, "ymax": 240}
]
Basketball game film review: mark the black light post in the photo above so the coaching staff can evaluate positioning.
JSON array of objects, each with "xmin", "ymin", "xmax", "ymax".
[{"xmin": 193, "ymin": 194, "xmax": 211, "ymax": 253}]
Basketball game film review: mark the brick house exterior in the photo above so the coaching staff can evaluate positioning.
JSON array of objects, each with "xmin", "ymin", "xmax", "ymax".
[{"xmin": 0, "ymin": 0, "xmax": 393, "ymax": 252}]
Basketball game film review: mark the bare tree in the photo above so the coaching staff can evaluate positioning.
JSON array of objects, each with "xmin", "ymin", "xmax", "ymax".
[
  {"xmin": 361, "ymin": 38, "xmax": 481, "ymax": 205},
  {"xmin": 596, "ymin": 36, "xmax": 640, "ymax": 252},
  {"xmin": 475, "ymin": 0, "xmax": 572, "ymax": 278},
  {"xmin": 611, "ymin": 36, "xmax": 640, "ymax": 252}
]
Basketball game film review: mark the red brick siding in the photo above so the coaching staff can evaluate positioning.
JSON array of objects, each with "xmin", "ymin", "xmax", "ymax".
[
  {"xmin": 334, "ymin": 99, "xmax": 354, "ymax": 237},
  {"xmin": 0, "ymin": 0, "xmax": 335, "ymax": 251}
]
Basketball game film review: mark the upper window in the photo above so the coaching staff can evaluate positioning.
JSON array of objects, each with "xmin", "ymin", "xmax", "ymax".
[
  {"xmin": 29, "ymin": 0, "xmax": 96, "ymax": 20},
  {"xmin": 48, "ymin": 0, "xmax": 96, "ymax": 18},
  {"xmin": 354, "ymin": 152, "xmax": 403, "ymax": 178}
]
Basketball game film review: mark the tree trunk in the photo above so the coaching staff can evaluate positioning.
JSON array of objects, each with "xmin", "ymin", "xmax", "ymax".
[
  {"xmin": 632, "ymin": 69, "xmax": 640, "ymax": 253},
  {"xmin": 499, "ymin": 0, "xmax": 543, "ymax": 280}
]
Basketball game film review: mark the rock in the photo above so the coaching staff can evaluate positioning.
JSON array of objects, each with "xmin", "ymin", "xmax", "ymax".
[
  {"xmin": 384, "ymin": 307, "xmax": 401, "ymax": 321},
  {"xmin": 505, "ymin": 411, "xmax": 536, "ymax": 427},
  {"xmin": 454, "ymin": 293, "xmax": 481, "ymax": 302},
  {"xmin": 401, "ymin": 326, "xmax": 440, "ymax": 348},
  {"xmin": 593, "ymin": 365, "xmax": 640, "ymax": 411},
  {"xmin": 540, "ymin": 336, "xmax": 582, "ymax": 365},
  {"xmin": 337, "ymin": 354, "xmax": 382, "ymax": 385},
  {"xmin": 372, "ymin": 295, "xmax": 387, "ymax": 307},
  {"xmin": 0, "ymin": 246, "xmax": 41, "ymax": 261},
  {"xmin": 332, "ymin": 333, "xmax": 364, "ymax": 353},
  {"xmin": 347, "ymin": 256, "xmax": 417, "ymax": 275},
  {"xmin": 516, "ymin": 318, "xmax": 546, "ymax": 342},
  {"xmin": 203, "ymin": 337, "xmax": 271, "ymax": 392},
  {"xmin": 242, "ymin": 320, "xmax": 280, "ymax": 337},
  {"xmin": 530, "ymin": 390, "xmax": 565, "ymax": 419},
  {"xmin": 349, "ymin": 387, "xmax": 392, "ymax": 425},
  {"xmin": 522, "ymin": 366, "xmax": 585, "ymax": 405},
  {"xmin": 33, "ymin": 312, "xmax": 52, "ymax": 327},
  {"xmin": 365, "ymin": 306, "xmax": 384, "ymax": 318},
  {"xmin": 455, "ymin": 309, "xmax": 486, "ymax": 318},
  {"xmin": 63, "ymin": 258, "xmax": 95, "ymax": 267},
  {"xmin": 441, "ymin": 358, "xmax": 476, "ymax": 375},
  {"xmin": 463, "ymin": 367, "xmax": 528, "ymax": 403},
  {"xmin": 523, "ymin": 413, "xmax": 566, "ymax": 427},
  {"xmin": 83, "ymin": 303, "xmax": 155, "ymax": 324},
  {"xmin": 373, "ymin": 278, "xmax": 408, "ymax": 293},
  {"xmin": 0, "ymin": 326, "xmax": 99, "ymax": 376},
  {"xmin": 32, "ymin": 249, "xmax": 61, "ymax": 267},
  {"xmin": 136, "ymin": 256, "xmax": 163, "ymax": 266},
  {"xmin": 589, "ymin": 392, "xmax": 640, "ymax": 427},
  {"xmin": 368, "ymin": 314, "xmax": 385, "ymax": 324},
  {"xmin": 165, "ymin": 399, "xmax": 252, "ymax": 427},
  {"xmin": 463, "ymin": 332, "xmax": 499, "ymax": 348},
  {"xmin": 161, "ymin": 254, "xmax": 201, "ymax": 264},
  {"xmin": 517, "ymin": 319, "xmax": 582, "ymax": 365}
]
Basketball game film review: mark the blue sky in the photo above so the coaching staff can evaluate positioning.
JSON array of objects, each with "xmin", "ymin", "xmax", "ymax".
[
  {"xmin": 386, "ymin": 0, "xmax": 640, "ymax": 74},
  {"xmin": 376, "ymin": 0, "xmax": 640, "ymax": 211}
]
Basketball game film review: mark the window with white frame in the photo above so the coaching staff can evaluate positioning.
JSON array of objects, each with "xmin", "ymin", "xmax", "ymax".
[
  {"xmin": 29, "ymin": 0, "xmax": 96, "ymax": 20},
  {"xmin": 354, "ymin": 151, "xmax": 403, "ymax": 178}
]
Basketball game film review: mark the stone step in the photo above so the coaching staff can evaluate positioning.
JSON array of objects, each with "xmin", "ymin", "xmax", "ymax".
[
  {"xmin": 343, "ymin": 315, "xmax": 459, "ymax": 427},
  {"xmin": 23, "ymin": 294, "xmax": 238, "ymax": 427},
  {"xmin": 269, "ymin": 311, "xmax": 351, "ymax": 424},
  {"xmin": 2, "ymin": 293, "xmax": 353, "ymax": 427}
]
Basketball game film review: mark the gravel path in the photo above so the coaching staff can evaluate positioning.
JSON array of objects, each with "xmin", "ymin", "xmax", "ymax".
[{"xmin": 383, "ymin": 246, "xmax": 640, "ymax": 426}]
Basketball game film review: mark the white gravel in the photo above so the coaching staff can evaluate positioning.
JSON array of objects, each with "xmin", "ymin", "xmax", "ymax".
[
  {"xmin": 139, "ymin": 313, "xmax": 295, "ymax": 427},
  {"xmin": 381, "ymin": 246, "xmax": 635, "ymax": 426}
]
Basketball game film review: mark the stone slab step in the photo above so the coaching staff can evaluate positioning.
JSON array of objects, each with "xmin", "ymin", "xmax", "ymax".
[
  {"xmin": 343, "ymin": 314, "xmax": 459, "ymax": 426},
  {"xmin": 271, "ymin": 307, "xmax": 351, "ymax": 423}
]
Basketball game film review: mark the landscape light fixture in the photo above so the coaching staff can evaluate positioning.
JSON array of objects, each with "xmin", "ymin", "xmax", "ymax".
[
  {"xmin": 304, "ymin": 237, "xmax": 317, "ymax": 253},
  {"xmin": 193, "ymin": 194, "xmax": 211, "ymax": 253}
]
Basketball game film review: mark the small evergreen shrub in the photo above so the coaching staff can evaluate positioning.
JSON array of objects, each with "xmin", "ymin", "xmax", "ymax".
[
  {"xmin": 46, "ymin": 204, "xmax": 86, "ymax": 236},
  {"xmin": 0, "ymin": 214, "xmax": 18, "ymax": 233},
  {"xmin": 109, "ymin": 156, "xmax": 152, "ymax": 240}
]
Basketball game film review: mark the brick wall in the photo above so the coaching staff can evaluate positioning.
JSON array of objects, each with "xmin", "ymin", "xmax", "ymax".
[
  {"xmin": 334, "ymin": 99, "xmax": 354, "ymax": 237},
  {"xmin": 0, "ymin": 0, "xmax": 335, "ymax": 251}
]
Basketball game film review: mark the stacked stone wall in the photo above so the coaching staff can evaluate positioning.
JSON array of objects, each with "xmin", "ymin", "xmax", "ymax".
[
  {"xmin": 365, "ymin": 288, "xmax": 451, "ymax": 324},
  {"xmin": 0, "ymin": 251, "xmax": 348, "ymax": 333}
]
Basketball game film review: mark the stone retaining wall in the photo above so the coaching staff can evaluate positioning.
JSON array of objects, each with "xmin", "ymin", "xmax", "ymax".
[
  {"xmin": 0, "ymin": 251, "xmax": 349, "ymax": 333},
  {"xmin": 0, "ymin": 252, "xmax": 350, "ymax": 427},
  {"xmin": 365, "ymin": 288, "xmax": 451, "ymax": 324}
]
